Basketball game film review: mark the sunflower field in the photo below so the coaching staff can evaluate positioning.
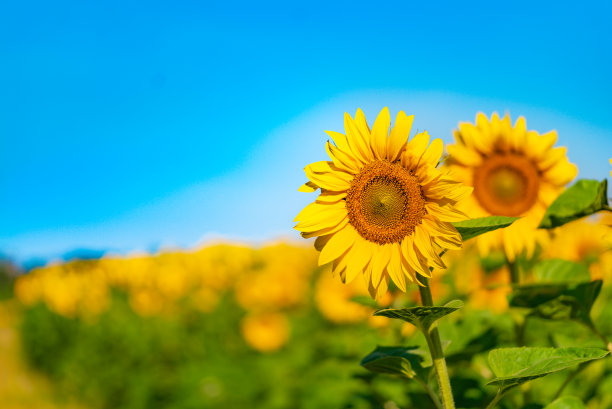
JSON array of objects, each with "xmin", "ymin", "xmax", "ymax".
[{"xmin": 3, "ymin": 111, "xmax": 612, "ymax": 409}]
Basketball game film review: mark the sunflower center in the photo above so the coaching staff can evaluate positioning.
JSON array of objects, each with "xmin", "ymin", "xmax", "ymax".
[
  {"xmin": 473, "ymin": 153, "xmax": 540, "ymax": 217},
  {"xmin": 346, "ymin": 160, "xmax": 425, "ymax": 244}
]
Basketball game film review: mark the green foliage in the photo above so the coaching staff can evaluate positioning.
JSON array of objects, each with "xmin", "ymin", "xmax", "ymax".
[
  {"xmin": 18, "ymin": 292, "xmax": 409, "ymax": 409},
  {"xmin": 487, "ymin": 347, "xmax": 608, "ymax": 392},
  {"xmin": 510, "ymin": 281, "xmax": 602, "ymax": 324},
  {"xmin": 374, "ymin": 299, "xmax": 463, "ymax": 332},
  {"xmin": 533, "ymin": 259, "xmax": 591, "ymax": 283},
  {"xmin": 539, "ymin": 179, "xmax": 611, "ymax": 229},
  {"xmin": 452, "ymin": 216, "xmax": 519, "ymax": 241},
  {"xmin": 360, "ymin": 346, "xmax": 427, "ymax": 380},
  {"xmin": 544, "ymin": 396, "xmax": 586, "ymax": 409}
]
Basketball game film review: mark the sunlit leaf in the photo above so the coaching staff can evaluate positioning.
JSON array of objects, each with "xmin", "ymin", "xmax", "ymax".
[
  {"xmin": 539, "ymin": 179, "xmax": 611, "ymax": 229},
  {"xmin": 544, "ymin": 396, "xmax": 587, "ymax": 409},
  {"xmin": 374, "ymin": 299, "xmax": 463, "ymax": 332},
  {"xmin": 452, "ymin": 216, "xmax": 519, "ymax": 241},
  {"xmin": 533, "ymin": 259, "xmax": 591, "ymax": 283},
  {"xmin": 488, "ymin": 347, "xmax": 608, "ymax": 392}
]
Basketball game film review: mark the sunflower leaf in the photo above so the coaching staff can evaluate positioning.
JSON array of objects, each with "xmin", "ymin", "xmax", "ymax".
[
  {"xmin": 373, "ymin": 299, "xmax": 463, "ymax": 332},
  {"xmin": 509, "ymin": 280, "xmax": 602, "ymax": 324},
  {"xmin": 539, "ymin": 179, "xmax": 611, "ymax": 229},
  {"xmin": 360, "ymin": 346, "xmax": 428, "ymax": 380},
  {"xmin": 452, "ymin": 216, "xmax": 519, "ymax": 241},
  {"xmin": 533, "ymin": 259, "xmax": 591, "ymax": 283},
  {"xmin": 487, "ymin": 347, "xmax": 608, "ymax": 393},
  {"xmin": 544, "ymin": 396, "xmax": 587, "ymax": 409}
]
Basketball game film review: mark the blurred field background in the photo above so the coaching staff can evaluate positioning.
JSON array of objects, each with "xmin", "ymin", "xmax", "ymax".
[
  {"xmin": 2, "ymin": 215, "xmax": 612, "ymax": 408},
  {"xmin": 2, "ymin": 1, "xmax": 612, "ymax": 408}
]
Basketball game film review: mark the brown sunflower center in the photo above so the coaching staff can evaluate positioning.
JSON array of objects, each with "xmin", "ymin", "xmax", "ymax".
[
  {"xmin": 346, "ymin": 160, "xmax": 425, "ymax": 244},
  {"xmin": 473, "ymin": 153, "xmax": 540, "ymax": 217}
]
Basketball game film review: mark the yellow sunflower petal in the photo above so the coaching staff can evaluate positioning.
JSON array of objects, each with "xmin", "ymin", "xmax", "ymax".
[
  {"xmin": 314, "ymin": 234, "xmax": 332, "ymax": 251},
  {"xmin": 370, "ymin": 243, "xmax": 392, "ymax": 287},
  {"xmin": 425, "ymin": 202, "xmax": 468, "ymax": 222},
  {"xmin": 344, "ymin": 112, "xmax": 372, "ymax": 163},
  {"xmin": 316, "ymin": 191, "xmax": 347, "ymax": 203},
  {"xmin": 402, "ymin": 131, "xmax": 430, "ymax": 169},
  {"xmin": 387, "ymin": 111, "xmax": 414, "ymax": 162},
  {"xmin": 414, "ymin": 225, "xmax": 446, "ymax": 270},
  {"xmin": 344, "ymin": 238, "xmax": 372, "ymax": 284},
  {"xmin": 354, "ymin": 108, "xmax": 372, "ymax": 138},
  {"xmin": 387, "ymin": 243, "xmax": 407, "ymax": 291},
  {"xmin": 325, "ymin": 130, "xmax": 352, "ymax": 153},
  {"xmin": 294, "ymin": 201, "xmax": 344, "ymax": 222},
  {"xmin": 370, "ymin": 106, "xmax": 390, "ymax": 160},
  {"xmin": 401, "ymin": 236, "xmax": 429, "ymax": 277},
  {"xmin": 298, "ymin": 181, "xmax": 318, "ymax": 192},
  {"xmin": 446, "ymin": 143, "xmax": 483, "ymax": 166},
  {"xmin": 458, "ymin": 122, "xmax": 492, "ymax": 154},
  {"xmin": 305, "ymin": 166, "xmax": 352, "ymax": 191},
  {"xmin": 543, "ymin": 159, "xmax": 578, "ymax": 186},
  {"xmin": 318, "ymin": 226, "xmax": 358, "ymax": 266},
  {"xmin": 375, "ymin": 275, "xmax": 389, "ymax": 299},
  {"xmin": 326, "ymin": 142, "xmax": 360, "ymax": 173},
  {"xmin": 300, "ymin": 216, "xmax": 348, "ymax": 238},
  {"xmin": 419, "ymin": 138, "xmax": 444, "ymax": 168}
]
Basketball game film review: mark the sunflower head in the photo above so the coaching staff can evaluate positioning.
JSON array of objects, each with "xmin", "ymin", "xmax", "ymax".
[
  {"xmin": 445, "ymin": 113, "xmax": 577, "ymax": 260},
  {"xmin": 294, "ymin": 107, "xmax": 472, "ymax": 299}
]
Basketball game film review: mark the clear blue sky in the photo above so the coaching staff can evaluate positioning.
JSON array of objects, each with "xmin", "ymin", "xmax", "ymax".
[{"xmin": 1, "ymin": 1, "xmax": 611, "ymax": 264}]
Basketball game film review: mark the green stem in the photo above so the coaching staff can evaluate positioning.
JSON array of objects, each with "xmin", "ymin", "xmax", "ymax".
[
  {"xmin": 484, "ymin": 389, "xmax": 508, "ymax": 409},
  {"xmin": 553, "ymin": 362, "xmax": 588, "ymax": 400},
  {"xmin": 414, "ymin": 377, "xmax": 443, "ymax": 409},
  {"xmin": 507, "ymin": 260, "xmax": 526, "ymax": 346},
  {"xmin": 508, "ymin": 260, "xmax": 520, "ymax": 285},
  {"xmin": 586, "ymin": 321, "xmax": 612, "ymax": 353},
  {"xmin": 419, "ymin": 278, "xmax": 455, "ymax": 409}
]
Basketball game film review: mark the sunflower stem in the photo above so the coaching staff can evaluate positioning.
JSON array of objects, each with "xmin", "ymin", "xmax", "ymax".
[
  {"xmin": 508, "ymin": 260, "xmax": 520, "ymax": 285},
  {"xmin": 419, "ymin": 278, "xmax": 455, "ymax": 409}
]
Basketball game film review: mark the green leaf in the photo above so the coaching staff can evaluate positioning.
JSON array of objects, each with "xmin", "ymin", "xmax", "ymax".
[
  {"xmin": 452, "ymin": 216, "xmax": 519, "ymax": 241},
  {"xmin": 349, "ymin": 295, "xmax": 380, "ymax": 308},
  {"xmin": 487, "ymin": 347, "xmax": 608, "ymax": 392},
  {"xmin": 533, "ymin": 259, "xmax": 591, "ymax": 283},
  {"xmin": 544, "ymin": 396, "xmax": 587, "ymax": 409},
  {"xmin": 539, "ymin": 179, "xmax": 611, "ymax": 229},
  {"xmin": 360, "ymin": 346, "xmax": 427, "ymax": 380},
  {"xmin": 374, "ymin": 299, "xmax": 463, "ymax": 332},
  {"xmin": 509, "ymin": 280, "xmax": 602, "ymax": 324}
]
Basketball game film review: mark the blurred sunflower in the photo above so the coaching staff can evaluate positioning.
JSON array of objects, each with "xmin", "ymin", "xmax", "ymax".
[
  {"xmin": 546, "ymin": 217, "xmax": 612, "ymax": 281},
  {"xmin": 240, "ymin": 312, "xmax": 290, "ymax": 352},
  {"xmin": 294, "ymin": 108, "xmax": 472, "ymax": 298},
  {"xmin": 445, "ymin": 113, "xmax": 577, "ymax": 261}
]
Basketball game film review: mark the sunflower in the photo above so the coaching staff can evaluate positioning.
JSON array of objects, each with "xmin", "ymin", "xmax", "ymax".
[
  {"xmin": 445, "ymin": 113, "xmax": 577, "ymax": 261},
  {"xmin": 546, "ymin": 217, "xmax": 612, "ymax": 281},
  {"xmin": 294, "ymin": 107, "xmax": 472, "ymax": 299}
]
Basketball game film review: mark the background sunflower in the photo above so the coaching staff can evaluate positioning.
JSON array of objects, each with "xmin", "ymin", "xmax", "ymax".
[{"xmin": 445, "ymin": 113, "xmax": 578, "ymax": 261}]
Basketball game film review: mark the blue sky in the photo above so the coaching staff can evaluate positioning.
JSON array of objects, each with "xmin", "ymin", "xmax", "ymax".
[{"xmin": 1, "ymin": 1, "xmax": 611, "ymax": 264}]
